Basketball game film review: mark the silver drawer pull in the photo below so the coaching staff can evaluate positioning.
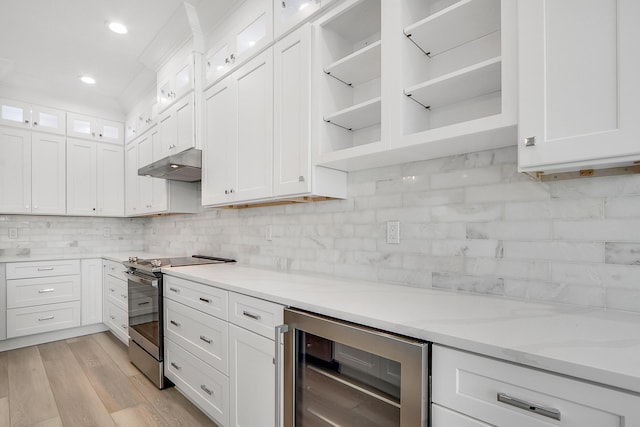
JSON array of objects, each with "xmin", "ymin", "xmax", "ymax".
[
  {"xmin": 138, "ymin": 301, "xmax": 150, "ymax": 306},
  {"xmin": 37, "ymin": 267, "xmax": 54, "ymax": 271},
  {"xmin": 38, "ymin": 288, "xmax": 55, "ymax": 293},
  {"xmin": 121, "ymin": 294, "xmax": 127, "ymax": 299},
  {"xmin": 200, "ymin": 384, "xmax": 214, "ymax": 396},
  {"xmin": 110, "ymin": 315, "xmax": 116, "ymax": 320},
  {"xmin": 169, "ymin": 287, "xmax": 180, "ymax": 293},
  {"xmin": 497, "ymin": 393, "xmax": 561, "ymax": 421},
  {"xmin": 242, "ymin": 310, "xmax": 261, "ymax": 321},
  {"xmin": 200, "ymin": 335, "xmax": 212, "ymax": 344},
  {"xmin": 170, "ymin": 320, "xmax": 180, "ymax": 327},
  {"xmin": 171, "ymin": 362, "xmax": 181, "ymax": 370},
  {"xmin": 121, "ymin": 324, "xmax": 127, "ymax": 330},
  {"xmin": 38, "ymin": 316, "xmax": 54, "ymax": 321},
  {"xmin": 109, "ymin": 288, "xmax": 115, "ymax": 293},
  {"xmin": 199, "ymin": 297, "xmax": 211, "ymax": 303}
]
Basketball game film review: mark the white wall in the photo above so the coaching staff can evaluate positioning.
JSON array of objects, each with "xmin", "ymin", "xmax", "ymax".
[{"xmin": 145, "ymin": 146, "xmax": 640, "ymax": 313}]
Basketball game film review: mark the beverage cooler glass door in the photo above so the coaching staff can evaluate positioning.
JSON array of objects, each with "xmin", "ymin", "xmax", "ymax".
[{"xmin": 283, "ymin": 308, "xmax": 429, "ymax": 427}]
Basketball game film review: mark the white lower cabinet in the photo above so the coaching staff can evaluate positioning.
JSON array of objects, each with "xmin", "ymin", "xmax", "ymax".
[
  {"xmin": 163, "ymin": 275, "xmax": 284, "ymax": 427},
  {"xmin": 432, "ymin": 345, "xmax": 640, "ymax": 427},
  {"xmin": 432, "ymin": 404, "xmax": 491, "ymax": 427},
  {"xmin": 81, "ymin": 259, "xmax": 103, "ymax": 325},
  {"xmin": 102, "ymin": 259, "xmax": 129, "ymax": 344},
  {"xmin": 7, "ymin": 301, "xmax": 81, "ymax": 338}
]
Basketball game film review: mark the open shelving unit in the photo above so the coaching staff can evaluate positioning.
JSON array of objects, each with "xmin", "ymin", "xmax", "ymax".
[
  {"xmin": 323, "ymin": 40, "xmax": 382, "ymax": 87},
  {"xmin": 323, "ymin": 97, "xmax": 382, "ymax": 131}
]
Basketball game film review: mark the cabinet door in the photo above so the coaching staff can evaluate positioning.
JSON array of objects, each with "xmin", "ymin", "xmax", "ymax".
[
  {"xmin": 174, "ymin": 92, "xmax": 195, "ymax": 154},
  {"xmin": 67, "ymin": 112, "xmax": 96, "ymax": 140},
  {"xmin": 203, "ymin": 76, "xmax": 237, "ymax": 206},
  {"xmin": 96, "ymin": 119, "xmax": 123, "ymax": 144},
  {"xmin": 157, "ymin": 109, "xmax": 176, "ymax": 160},
  {"xmin": 173, "ymin": 58, "xmax": 195, "ymax": 102},
  {"xmin": 66, "ymin": 139, "xmax": 97, "ymax": 215},
  {"xmin": 518, "ymin": 0, "xmax": 640, "ymax": 173},
  {"xmin": 0, "ymin": 126, "xmax": 31, "ymax": 214},
  {"xmin": 232, "ymin": 0, "xmax": 273, "ymax": 67},
  {"xmin": 81, "ymin": 259, "xmax": 102, "ymax": 326},
  {"xmin": 31, "ymin": 105, "xmax": 65, "ymax": 135},
  {"xmin": 205, "ymin": 39, "xmax": 232, "ymax": 85},
  {"xmin": 234, "ymin": 49, "xmax": 274, "ymax": 202},
  {"xmin": 137, "ymin": 134, "xmax": 154, "ymax": 213},
  {"xmin": 274, "ymin": 25, "xmax": 311, "ymax": 197},
  {"xmin": 229, "ymin": 324, "xmax": 275, "ymax": 427},
  {"xmin": 0, "ymin": 99, "xmax": 31, "ymax": 129},
  {"xmin": 274, "ymin": 0, "xmax": 322, "ymax": 38},
  {"xmin": 31, "ymin": 132, "xmax": 66, "ymax": 215},
  {"xmin": 96, "ymin": 144, "xmax": 124, "ymax": 216},
  {"xmin": 125, "ymin": 142, "xmax": 140, "ymax": 216}
]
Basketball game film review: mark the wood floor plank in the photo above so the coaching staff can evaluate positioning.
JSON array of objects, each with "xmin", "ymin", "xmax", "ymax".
[
  {"xmin": 110, "ymin": 402, "xmax": 173, "ymax": 427},
  {"xmin": 7, "ymin": 346, "xmax": 60, "ymax": 427},
  {"xmin": 0, "ymin": 397, "xmax": 9, "ymax": 427},
  {"xmin": 0, "ymin": 352, "xmax": 7, "ymax": 399},
  {"xmin": 92, "ymin": 332, "xmax": 140, "ymax": 377},
  {"xmin": 67, "ymin": 335, "xmax": 146, "ymax": 413},
  {"xmin": 39, "ymin": 340, "xmax": 116, "ymax": 427},
  {"xmin": 130, "ymin": 374, "xmax": 219, "ymax": 427},
  {"xmin": 34, "ymin": 417, "xmax": 63, "ymax": 427}
]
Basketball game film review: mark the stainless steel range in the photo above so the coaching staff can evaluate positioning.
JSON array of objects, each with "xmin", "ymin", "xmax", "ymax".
[{"xmin": 123, "ymin": 255, "xmax": 235, "ymax": 388}]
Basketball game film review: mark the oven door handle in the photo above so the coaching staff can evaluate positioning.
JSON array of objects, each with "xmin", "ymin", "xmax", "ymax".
[
  {"xmin": 126, "ymin": 271, "xmax": 159, "ymax": 288},
  {"xmin": 275, "ymin": 324, "xmax": 289, "ymax": 427}
]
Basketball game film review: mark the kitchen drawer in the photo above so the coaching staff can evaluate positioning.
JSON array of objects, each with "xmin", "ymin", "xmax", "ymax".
[
  {"xmin": 432, "ymin": 404, "xmax": 491, "ymax": 427},
  {"xmin": 103, "ymin": 259, "xmax": 128, "ymax": 281},
  {"xmin": 164, "ymin": 276, "xmax": 228, "ymax": 321},
  {"xmin": 432, "ymin": 345, "xmax": 640, "ymax": 427},
  {"xmin": 6, "ymin": 259, "xmax": 80, "ymax": 279},
  {"xmin": 105, "ymin": 274, "xmax": 128, "ymax": 310},
  {"xmin": 129, "ymin": 294, "xmax": 154, "ymax": 317},
  {"xmin": 7, "ymin": 301, "xmax": 81, "ymax": 338},
  {"xmin": 165, "ymin": 338, "xmax": 229, "ymax": 427},
  {"xmin": 104, "ymin": 302, "xmax": 129, "ymax": 344},
  {"xmin": 228, "ymin": 292, "xmax": 284, "ymax": 340},
  {"xmin": 165, "ymin": 298, "xmax": 228, "ymax": 374},
  {"xmin": 7, "ymin": 275, "xmax": 81, "ymax": 308}
]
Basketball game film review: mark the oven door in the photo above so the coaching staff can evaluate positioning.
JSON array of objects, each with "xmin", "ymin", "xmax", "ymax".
[
  {"xmin": 283, "ymin": 308, "xmax": 429, "ymax": 427},
  {"xmin": 127, "ymin": 271, "xmax": 162, "ymax": 360}
]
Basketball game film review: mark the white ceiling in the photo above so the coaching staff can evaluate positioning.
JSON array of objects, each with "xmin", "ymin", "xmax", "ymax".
[{"xmin": 0, "ymin": 0, "xmax": 234, "ymax": 116}]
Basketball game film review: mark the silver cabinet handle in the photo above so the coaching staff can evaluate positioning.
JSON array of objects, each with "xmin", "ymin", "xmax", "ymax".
[
  {"xmin": 138, "ymin": 301, "xmax": 150, "ymax": 306},
  {"xmin": 171, "ymin": 362, "xmax": 181, "ymax": 370},
  {"xmin": 169, "ymin": 287, "xmax": 180, "ymax": 293},
  {"xmin": 200, "ymin": 384, "xmax": 214, "ymax": 396},
  {"xmin": 524, "ymin": 136, "xmax": 536, "ymax": 147},
  {"xmin": 38, "ymin": 288, "xmax": 55, "ymax": 293},
  {"xmin": 199, "ymin": 297, "xmax": 211, "ymax": 303},
  {"xmin": 37, "ymin": 267, "xmax": 54, "ymax": 271},
  {"xmin": 497, "ymin": 393, "xmax": 561, "ymax": 421},
  {"xmin": 275, "ymin": 324, "xmax": 289, "ymax": 427},
  {"xmin": 200, "ymin": 335, "xmax": 212, "ymax": 344},
  {"xmin": 242, "ymin": 310, "xmax": 261, "ymax": 320},
  {"xmin": 38, "ymin": 316, "xmax": 54, "ymax": 321},
  {"xmin": 110, "ymin": 315, "xmax": 116, "ymax": 320},
  {"xmin": 170, "ymin": 320, "xmax": 180, "ymax": 327}
]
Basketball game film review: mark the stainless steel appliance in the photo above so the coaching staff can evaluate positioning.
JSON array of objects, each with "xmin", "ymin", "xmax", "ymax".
[
  {"xmin": 282, "ymin": 308, "xmax": 430, "ymax": 427},
  {"xmin": 123, "ymin": 255, "xmax": 235, "ymax": 388}
]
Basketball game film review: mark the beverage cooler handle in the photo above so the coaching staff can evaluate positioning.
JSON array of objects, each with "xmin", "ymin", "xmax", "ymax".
[{"xmin": 275, "ymin": 324, "xmax": 289, "ymax": 427}]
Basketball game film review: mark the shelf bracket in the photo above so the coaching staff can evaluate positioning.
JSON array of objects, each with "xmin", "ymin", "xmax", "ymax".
[
  {"xmin": 403, "ymin": 90, "xmax": 431, "ymax": 110},
  {"xmin": 323, "ymin": 118, "xmax": 353, "ymax": 131},
  {"xmin": 323, "ymin": 70, "xmax": 353, "ymax": 88},
  {"xmin": 403, "ymin": 31, "xmax": 431, "ymax": 57}
]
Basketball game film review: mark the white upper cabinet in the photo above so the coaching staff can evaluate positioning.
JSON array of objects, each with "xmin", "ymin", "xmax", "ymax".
[
  {"xmin": 204, "ymin": 0, "xmax": 273, "ymax": 86},
  {"xmin": 157, "ymin": 92, "xmax": 195, "ymax": 159},
  {"xmin": 0, "ymin": 127, "xmax": 65, "ymax": 215},
  {"xmin": 0, "ymin": 98, "xmax": 65, "ymax": 135},
  {"xmin": 157, "ymin": 52, "xmax": 196, "ymax": 113},
  {"xmin": 274, "ymin": 0, "xmax": 328, "ymax": 39},
  {"xmin": 517, "ymin": 0, "xmax": 640, "ymax": 176},
  {"xmin": 67, "ymin": 138, "xmax": 124, "ymax": 217},
  {"xmin": 125, "ymin": 142, "xmax": 140, "ymax": 216},
  {"xmin": 203, "ymin": 49, "xmax": 273, "ymax": 207},
  {"xmin": 67, "ymin": 112, "xmax": 124, "ymax": 144},
  {"xmin": 126, "ymin": 100, "xmax": 158, "ymax": 144}
]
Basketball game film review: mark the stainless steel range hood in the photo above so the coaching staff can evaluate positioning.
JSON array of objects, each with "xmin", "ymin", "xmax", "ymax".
[{"xmin": 138, "ymin": 148, "xmax": 201, "ymax": 182}]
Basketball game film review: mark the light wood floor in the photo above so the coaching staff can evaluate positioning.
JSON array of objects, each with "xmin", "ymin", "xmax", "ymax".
[{"xmin": 0, "ymin": 332, "xmax": 219, "ymax": 427}]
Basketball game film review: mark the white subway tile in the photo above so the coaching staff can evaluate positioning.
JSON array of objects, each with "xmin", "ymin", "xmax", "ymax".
[
  {"xmin": 431, "ymin": 167, "xmax": 503, "ymax": 189},
  {"xmin": 605, "ymin": 242, "xmax": 640, "ymax": 265},
  {"xmin": 551, "ymin": 262, "xmax": 640, "ymax": 289},
  {"xmin": 403, "ymin": 254, "xmax": 464, "ymax": 273},
  {"xmin": 354, "ymin": 194, "xmax": 403, "ymax": 210},
  {"xmin": 377, "ymin": 267, "xmax": 432, "ymax": 288},
  {"xmin": 551, "ymin": 175, "xmax": 640, "ymax": 199},
  {"xmin": 376, "ymin": 207, "xmax": 431, "ymax": 222},
  {"xmin": 432, "ymin": 273, "xmax": 504, "ymax": 295},
  {"xmin": 403, "ymin": 223, "xmax": 467, "ymax": 240},
  {"xmin": 467, "ymin": 221, "xmax": 552, "ymax": 240},
  {"xmin": 554, "ymin": 219, "xmax": 640, "ymax": 241},
  {"xmin": 402, "ymin": 189, "xmax": 465, "ymax": 207},
  {"xmin": 431, "ymin": 204, "xmax": 503, "ymax": 223},
  {"xmin": 375, "ymin": 175, "xmax": 431, "ymax": 194},
  {"xmin": 466, "ymin": 181, "xmax": 550, "ymax": 203},
  {"xmin": 431, "ymin": 239, "xmax": 502, "ymax": 258},
  {"xmin": 465, "ymin": 258, "xmax": 550, "ymax": 280},
  {"xmin": 604, "ymin": 196, "xmax": 640, "ymax": 218},
  {"xmin": 503, "ymin": 241, "xmax": 603, "ymax": 263},
  {"xmin": 505, "ymin": 199, "xmax": 603, "ymax": 220}
]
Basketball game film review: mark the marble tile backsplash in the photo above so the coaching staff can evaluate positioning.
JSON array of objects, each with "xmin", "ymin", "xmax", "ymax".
[
  {"xmin": 3, "ymin": 146, "xmax": 640, "ymax": 313},
  {"xmin": 143, "ymin": 146, "xmax": 640, "ymax": 313}
]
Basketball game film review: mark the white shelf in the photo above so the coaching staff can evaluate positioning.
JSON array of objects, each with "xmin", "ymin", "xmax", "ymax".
[
  {"xmin": 404, "ymin": 0, "xmax": 500, "ymax": 57},
  {"xmin": 404, "ymin": 57, "xmax": 501, "ymax": 109},
  {"xmin": 324, "ymin": 40, "xmax": 382, "ymax": 86},
  {"xmin": 323, "ymin": 97, "xmax": 382, "ymax": 131}
]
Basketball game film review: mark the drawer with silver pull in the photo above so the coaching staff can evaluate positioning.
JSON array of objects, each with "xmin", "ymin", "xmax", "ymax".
[
  {"xmin": 432, "ymin": 345, "xmax": 640, "ymax": 427},
  {"xmin": 165, "ymin": 338, "xmax": 229, "ymax": 427},
  {"xmin": 6, "ymin": 259, "xmax": 80, "ymax": 279},
  {"xmin": 164, "ymin": 298, "xmax": 228, "ymax": 374},
  {"xmin": 7, "ymin": 301, "xmax": 81, "ymax": 338},
  {"xmin": 164, "ymin": 275, "xmax": 228, "ymax": 321},
  {"xmin": 7, "ymin": 275, "xmax": 81, "ymax": 308},
  {"xmin": 228, "ymin": 292, "xmax": 284, "ymax": 340}
]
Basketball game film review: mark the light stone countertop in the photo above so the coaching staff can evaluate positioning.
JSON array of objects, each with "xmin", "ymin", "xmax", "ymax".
[
  {"xmin": 162, "ymin": 263, "xmax": 640, "ymax": 395},
  {"xmin": 0, "ymin": 252, "xmax": 175, "ymax": 264}
]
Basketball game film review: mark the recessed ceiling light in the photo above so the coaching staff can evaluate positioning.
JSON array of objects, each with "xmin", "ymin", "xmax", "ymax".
[
  {"xmin": 108, "ymin": 22, "xmax": 128, "ymax": 35},
  {"xmin": 80, "ymin": 76, "xmax": 96, "ymax": 85}
]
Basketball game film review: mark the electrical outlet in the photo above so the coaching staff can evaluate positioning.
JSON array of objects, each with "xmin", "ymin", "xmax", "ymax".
[
  {"xmin": 265, "ymin": 224, "xmax": 273, "ymax": 241},
  {"xmin": 386, "ymin": 221, "xmax": 400, "ymax": 244},
  {"xmin": 103, "ymin": 227, "xmax": 111, "ymax": 238},
  {"xmin": 8, "ymin": 228, "xmax": 18, "ymax": 239}
]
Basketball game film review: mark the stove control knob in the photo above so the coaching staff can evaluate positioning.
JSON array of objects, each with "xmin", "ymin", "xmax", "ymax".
[
  {"xmin": 128, "ymin": 256, "xmax": 138, "ymax": 263},
  {"xmin": 151, "ymin": 259, "xmax": 163, "ymax": 267}
]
